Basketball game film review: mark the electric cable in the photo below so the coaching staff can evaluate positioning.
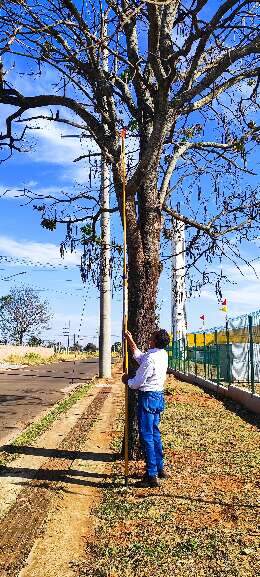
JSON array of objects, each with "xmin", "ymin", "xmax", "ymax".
[{"xmin": 69, "ymin": 285, "xmax": 90, "ymax": 385}]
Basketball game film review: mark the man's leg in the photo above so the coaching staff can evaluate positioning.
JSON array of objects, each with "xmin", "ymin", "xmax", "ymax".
[
  {"xmin": 153, "ymin": 414, "xmax": 164, "ymax": 473},
  {"xmin": 138, "ymin": 397, "xmax": 157, "ymax": 478}
]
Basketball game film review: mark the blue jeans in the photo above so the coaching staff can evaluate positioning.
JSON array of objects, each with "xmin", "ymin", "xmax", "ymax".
[{"xmin": 138, "ymin": 391, "xmax": 164, "ymax": 477}]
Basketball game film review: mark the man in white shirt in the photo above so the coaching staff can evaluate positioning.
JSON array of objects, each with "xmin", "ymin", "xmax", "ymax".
[{"xmin": 123, "ymin": 328, "xmax": 170, "ymax": 488}]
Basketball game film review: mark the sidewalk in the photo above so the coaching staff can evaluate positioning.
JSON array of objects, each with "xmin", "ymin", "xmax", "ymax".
[{"xmin": 0, "ymin": 368, "xmax": 124, "ymax": 577}]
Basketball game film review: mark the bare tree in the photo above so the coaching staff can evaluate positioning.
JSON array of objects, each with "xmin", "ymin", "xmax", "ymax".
[
  {"xmin": 0, "ymin": 1, "xmax": 259, "ymax": 451},
  {"xmin": 0, "ymin": 287, "xmax": 51, "ymax": 345}
]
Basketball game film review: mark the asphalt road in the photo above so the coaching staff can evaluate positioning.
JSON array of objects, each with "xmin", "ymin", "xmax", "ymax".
[{"xmin": 0, "ymin": 359, "xmax": 99, "ymax": 444}]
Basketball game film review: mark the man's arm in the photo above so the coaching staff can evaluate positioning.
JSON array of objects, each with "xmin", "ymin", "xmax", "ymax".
[{"xmin": 125, "ymin": 331, "xmax": 145, "ymax": 364}]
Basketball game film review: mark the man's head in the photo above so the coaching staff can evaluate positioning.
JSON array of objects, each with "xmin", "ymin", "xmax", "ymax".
[{"xmin": 149, "ymin": 329, "xmax": 170, "ymax": 349}]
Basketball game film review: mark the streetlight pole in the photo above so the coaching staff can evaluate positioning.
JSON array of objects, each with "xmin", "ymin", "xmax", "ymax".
[{"xmin": 172, "ymin": 214, "xmax": 186, "ymax": 342}]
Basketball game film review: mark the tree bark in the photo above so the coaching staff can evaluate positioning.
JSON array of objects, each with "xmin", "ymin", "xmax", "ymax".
[
  {"xmin": 127, "ymin": 226, "xmax": 161, "ymax": 347},
  {"xmin": 125, "ymin": 173, "xmax": 162, "ymax": 458}
]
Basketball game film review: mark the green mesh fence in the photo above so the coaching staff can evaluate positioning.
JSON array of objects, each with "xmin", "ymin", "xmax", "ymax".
[{"xmin": 168, "ymin": 310, "xmax": 260, "ymax": 395}]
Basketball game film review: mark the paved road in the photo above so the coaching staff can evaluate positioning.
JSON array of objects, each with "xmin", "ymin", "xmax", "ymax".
[{"xmin": 0, "ymin": 359, "xmax": 99, "ymax": 444}]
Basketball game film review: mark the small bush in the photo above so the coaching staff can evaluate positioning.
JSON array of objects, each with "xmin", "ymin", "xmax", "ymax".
[
  {"xmin": 24, "ymin": 352, "xmax": 43, "ymax": 362},
  {"xmin": 3, "ymin": 353, "xmax": 27, "ymax": 365},
  {"xmin": 4, "ymin": 352, "xmax": 47, "ymax": 365}
]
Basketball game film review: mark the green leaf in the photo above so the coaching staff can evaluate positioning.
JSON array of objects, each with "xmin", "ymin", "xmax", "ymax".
[{"xmin": 41, "ymin": 218, "xmax": 57, "ymax": 231}]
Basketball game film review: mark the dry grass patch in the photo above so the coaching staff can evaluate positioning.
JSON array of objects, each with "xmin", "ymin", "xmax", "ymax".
[
  {"xmin": 77, "ymin": 376, "xmax": 260, "ymax": 577},
  {"xmin": 3, "ymin": 351, "xmax": 98, "ymax": 366}
]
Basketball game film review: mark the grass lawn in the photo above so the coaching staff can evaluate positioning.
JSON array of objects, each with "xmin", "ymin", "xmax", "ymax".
[{"xmin": 79, "ymin": 376, "xmax": 260, "ymax": 577}]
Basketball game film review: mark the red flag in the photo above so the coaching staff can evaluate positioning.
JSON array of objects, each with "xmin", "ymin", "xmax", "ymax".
[
  {"xmin": 222, "ymin": 299, "xmax": 227, "ymax": 306},
  {"xmin": 200, "ymin": 315, "xmax": 205, "ymax": 321}
]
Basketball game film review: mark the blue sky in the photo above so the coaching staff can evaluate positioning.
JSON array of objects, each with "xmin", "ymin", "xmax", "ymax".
[
  {"xmin": 0, "ymin": 3, "xmax": 259, "ymax": 345},
  {"xmin": 0, "ymin": 110, "xmax": 259, "ymax": 346},
  {"xmin": 0, "ymin": 154, "xmax": 259, "ymax": 346}
]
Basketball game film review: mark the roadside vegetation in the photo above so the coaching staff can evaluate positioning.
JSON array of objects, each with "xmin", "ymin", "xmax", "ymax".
[
  {"xmin": 78, "ymin": 377, "xmax": 260, "ymax": 577},
  {"xmin": 2, "ymin": 350, "xmax": 122, "ymax": 366},
  {"xmin": 2, "ymin": 350, "xmax": 99, "ymax": 366}
]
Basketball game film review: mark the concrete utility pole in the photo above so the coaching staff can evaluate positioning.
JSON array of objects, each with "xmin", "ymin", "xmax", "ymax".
[
  {"xmin": 63, "ymin": 321, "xmax": 71, "ymax": 353},
  {"xmin": 99, "ymin": 14, "xmax": 111, "ymax": 378},
  {"xmin": 172, "ymin": 217, "xmax": 187, "ymax": 342}
]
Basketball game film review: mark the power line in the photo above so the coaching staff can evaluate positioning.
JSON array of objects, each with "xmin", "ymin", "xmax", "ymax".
[
  {"xmin": 0, "ymin": 271, "xmax": 27, "ymax": 281},
  {"xmin": 0, "ymin": 254, "xmax": 80, "ymax": 269}
]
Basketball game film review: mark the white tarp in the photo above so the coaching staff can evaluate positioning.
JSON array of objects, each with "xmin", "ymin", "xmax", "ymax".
[{"xmin": 232, "ymin": 343, "xmax": 260, "ymax": 383}]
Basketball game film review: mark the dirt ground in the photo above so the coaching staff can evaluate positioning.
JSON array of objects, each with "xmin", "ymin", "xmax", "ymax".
[{"xmin": 0, "ymin": 365, "xmax": 124, "ymax": 577}]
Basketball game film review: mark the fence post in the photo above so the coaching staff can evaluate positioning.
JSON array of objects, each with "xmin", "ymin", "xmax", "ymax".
[
  {"xmin": 203, "ymin": 331, "xmax": 206, "ymax": 378},
  {"xmin": 178, "ymin": 339, "xmax": 181, "ymax": 371},
  {"xmin": 183, "ymin": 338, "xmax": 186, "ymax": 374},
  {"xmin": 225, "ymin": 320, "xmax": 231, "ymax": 388},
  {"xmin": 187, "ymin": 337, "xmax": 190, "ymax": 373},
  {"xmin": 209, "ymin": 345, "xmax": 214, "ymax": 381},
  {"xmin": 194, "ymin": 333, "xmax": 197, "ymax": 376},
  {"xmin": 215, "ymin": 330, "xmax": 220, "ymax": 386},
  {"xmin": 248, "ymin": 315, "xmax": 255, "ymax": 395}
]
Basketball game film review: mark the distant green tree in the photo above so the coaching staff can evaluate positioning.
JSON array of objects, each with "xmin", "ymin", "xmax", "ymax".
[
  {"xmin": 27, "ymin": 335, "xmax": 43, "ymax": 347},
  {"xmin": 0, "ymin": 287, "xmax": 51, "ymax": 345},
  {"xmin": 112, "ymin": 342, "xmax": 122, "ymax": 354},
  {"xmin": 84, "ymin": 343, "xmax": 97, "ymax": 353}
]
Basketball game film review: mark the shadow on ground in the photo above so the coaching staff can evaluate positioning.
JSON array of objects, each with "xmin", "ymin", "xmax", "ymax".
[{"xmin": 0, "ymin": 445, "xmax": 117, "ymax": 461}]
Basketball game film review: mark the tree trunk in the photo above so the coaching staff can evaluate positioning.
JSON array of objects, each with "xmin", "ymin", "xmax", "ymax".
[{"xmin": 125, "ymin": 175, "xmax": 162, "ymax": 458}]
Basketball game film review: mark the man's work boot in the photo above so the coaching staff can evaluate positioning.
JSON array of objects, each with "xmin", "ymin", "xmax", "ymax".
[
  {"xmin": 158, "ymin": 468, "xmax": 169, "ymax": 480},
  {"xmin": 137, "ymin": 474, "xmax": 160, "ymax": 488}
]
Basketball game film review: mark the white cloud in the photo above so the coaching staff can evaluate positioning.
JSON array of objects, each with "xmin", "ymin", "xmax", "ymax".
[
  {"xmin": 19, "ymin": 114, "xmax": 99, "ymax": 175},
  {"xmin": 224, "ymin": 286, "xmax": 260, "ymax": 308},
  {"xmin": 221, "ymin": 261, "xmax": 260, "ymax": 282},
  {"xmin": 1, "ymin": 103, "xmax": 100, "ymax": 185},
  {"xmin": 29, "ymin": 119, "xmax": 86, "ymax": 165},
  {"xmin": 200, "ymin": 280, "xmax": 260, "ymax": 313},
  {"xmin": 200, "ymin": 290, "xmax": 217, "ymax": 301},
  {"xmin": 0, "ymin": 235, "xmax": 80, "ymax": 268}
]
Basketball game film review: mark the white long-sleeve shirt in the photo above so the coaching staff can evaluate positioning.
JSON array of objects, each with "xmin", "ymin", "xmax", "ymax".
[{"xmin": 128, "ymin": 347, "xmax": 168, "ymax": 392}]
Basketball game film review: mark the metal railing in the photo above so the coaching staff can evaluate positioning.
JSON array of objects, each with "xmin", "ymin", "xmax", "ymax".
[{"xmin": 168, "ymin": 310, "xmax": 260, "ymax": 395}]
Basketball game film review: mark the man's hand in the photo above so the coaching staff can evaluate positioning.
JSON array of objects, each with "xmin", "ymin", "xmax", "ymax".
[
  {"xmin": 122, "ymin": 373, "xmax": 128, "ymax": 385},
  {"xmin": 125, "ymin": 331, "xmax": 138, "ymax": 354}
]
